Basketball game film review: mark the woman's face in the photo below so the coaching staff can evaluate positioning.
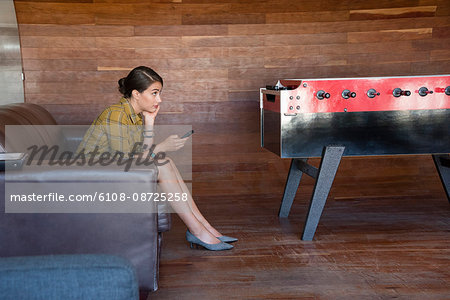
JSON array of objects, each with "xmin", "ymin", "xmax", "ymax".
[{"xmin": 135, "ymin": 81, "xmax": 163, "ymax": 113}]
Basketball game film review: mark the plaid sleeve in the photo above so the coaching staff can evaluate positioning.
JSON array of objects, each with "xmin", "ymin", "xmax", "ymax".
[
  {"xmin": 76, "ymin": 120, "xmax": 107, "ymax": 156},
  {"xmin": 104, "ymin": 110, "xmax": 143, "ymax": 156}
]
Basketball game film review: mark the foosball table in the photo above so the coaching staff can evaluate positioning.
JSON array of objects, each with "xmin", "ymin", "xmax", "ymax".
[{"xmin": 260, "ymin": 75, "xmax": 450, "ymax": 240}]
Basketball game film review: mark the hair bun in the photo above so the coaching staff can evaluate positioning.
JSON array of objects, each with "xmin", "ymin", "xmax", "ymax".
[
  {"xmin": 117, "ymin": 67, "xmax": 163, "ymax": 98},
  {"xmin": 118, "ymin": 77, "xmax": 127, "ymax": 96}
]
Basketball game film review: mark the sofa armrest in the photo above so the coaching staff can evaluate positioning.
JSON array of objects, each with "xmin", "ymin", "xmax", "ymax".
[
  {"xmin": 4, "ymin": 160, "xmax": 171, "ymax": 232},
  {"xmin": 4, "ymin": 164, "xmax": 157, "ymax": 182},
  {"xmin": 0, "ymin": 164, "xmax": 163, "ymax": 291},
  {"xmin": 157, "ymin": 201, "xmax": 172, "ymax": 232}
]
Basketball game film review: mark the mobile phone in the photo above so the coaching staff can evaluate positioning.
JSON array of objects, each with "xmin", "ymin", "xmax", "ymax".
[{"xmin": 181, "ymin": 130, "xmax": 194, "ymax": 139}]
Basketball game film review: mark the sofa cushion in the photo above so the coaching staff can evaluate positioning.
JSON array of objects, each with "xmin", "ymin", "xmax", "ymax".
[{"xmin": 0, "ymin": 254, "xmax": 139, "ymax": 300}]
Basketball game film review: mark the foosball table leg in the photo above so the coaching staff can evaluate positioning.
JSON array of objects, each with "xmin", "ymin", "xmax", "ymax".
[
  {"xmin": 302, "ymin": 145, "xmax": 345, "ymax": 241},
  {"xmin": 278, "ymin": 158, "xmax": 307, "ymax": 218},
  {"xmin": 432, "ymin": 154, "xmax": 450, "ymax": 202}
]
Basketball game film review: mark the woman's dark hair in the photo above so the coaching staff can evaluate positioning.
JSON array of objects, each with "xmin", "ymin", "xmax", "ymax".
[{"xmin": 118, "ymin": 66, "xmax": 163, "ymax": 98}]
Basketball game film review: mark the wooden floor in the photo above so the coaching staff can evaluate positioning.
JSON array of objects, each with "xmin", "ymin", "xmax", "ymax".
[{"xmin": 150, "ymin": 141, "xmax": 449, "ymax": 299}]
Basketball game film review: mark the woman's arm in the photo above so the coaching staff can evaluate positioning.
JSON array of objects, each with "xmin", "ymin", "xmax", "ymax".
[
  {"xmin": 141, "ymin": 109, "xmax": 188, "ymax": 158},
  {"xmin": 142, "ymin": 112, "xmax": 156, "ymax": 156}
]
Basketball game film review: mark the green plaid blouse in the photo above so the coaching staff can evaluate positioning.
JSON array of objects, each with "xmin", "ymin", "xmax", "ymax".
[{"xmin": 77, "ymin": 98, "xmax": 144, "ymax": 157}]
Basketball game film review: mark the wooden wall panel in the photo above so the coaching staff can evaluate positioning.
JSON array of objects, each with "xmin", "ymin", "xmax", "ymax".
[
  {"xmin": 15, "ymin": 1, "xmax": 449, "ymax": 124},
  {"xmin": 348, "ymin": 6, "xmax": 437, "ymax": 20},
  {"xmin": 13, "ymin": 1, "xmax": 450, "ymax": 207}
]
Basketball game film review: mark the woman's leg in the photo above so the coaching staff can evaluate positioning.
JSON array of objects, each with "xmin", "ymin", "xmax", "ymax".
[
  {"xmin": 163, "ymin": 158, "xmax": 223, "ymax": 237},
  {"xmin": 157, "ymin": 159, "xmax": 221, "ymax": 244}
]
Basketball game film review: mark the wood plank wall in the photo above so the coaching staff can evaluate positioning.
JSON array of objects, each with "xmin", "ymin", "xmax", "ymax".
[
  {"xmin": 14, "ymin": 0, "xmax": 450, "ymax": 126},
  {"xmin": 13, "ymin": 0, "xmax": 450, "ymax": 202}
]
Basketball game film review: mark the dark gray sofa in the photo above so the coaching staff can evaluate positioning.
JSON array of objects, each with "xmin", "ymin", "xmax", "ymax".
[{"xmin": 0, "ymin": 102, "xmax": 170, "ymax": 292}]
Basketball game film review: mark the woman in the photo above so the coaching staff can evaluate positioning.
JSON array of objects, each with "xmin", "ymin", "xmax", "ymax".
[{"xmin": 78, "ymin": 66, "xmax": 237, "ymax": 251}]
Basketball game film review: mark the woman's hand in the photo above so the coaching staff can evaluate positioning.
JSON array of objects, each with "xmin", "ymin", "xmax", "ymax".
[
  {"xmin": 154, "ymin": 135, "xmax": 188, "ymax": 153},
  {"xmin": 142, "ymin": 105, "xmax": 160, "ymax": 124}
]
